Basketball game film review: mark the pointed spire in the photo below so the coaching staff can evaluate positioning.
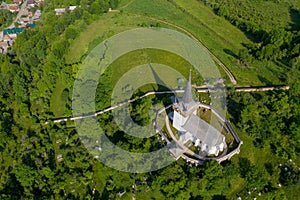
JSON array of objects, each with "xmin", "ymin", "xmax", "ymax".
[{"xmin": 182, "ymin": 70, "xmax": 193, "ymax": 104}]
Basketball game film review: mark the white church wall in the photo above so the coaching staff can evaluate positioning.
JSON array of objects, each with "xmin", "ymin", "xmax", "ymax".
[{"xmin": 172, "ymin": 111, "xmax": 188, "ymax": 132}]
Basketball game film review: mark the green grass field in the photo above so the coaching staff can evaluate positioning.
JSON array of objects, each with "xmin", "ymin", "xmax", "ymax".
[
  {"xmin": 120, "ymin": 0, "xmax": 287, "ymax": 86},
  {"xmin": 109, "ymin": 49, "xmax": 199, "ymax": 85},
  {"xmin": 94, "ymin": 48, "xmax": 204, "ymax": 111},
  {"xmin": 65, "ymin": 13, "xmax": 160, "ymax": 64},
  {"xmin": 50, "ymin": 78, "xmax": 65, "ymax": 117},
  {"xmin": 66, "ymin": 0, "xmax": 287, "ymax": 86},
  {"xmin": 50, "ymin": 74, "xmax": 70, "ymax": 117}
]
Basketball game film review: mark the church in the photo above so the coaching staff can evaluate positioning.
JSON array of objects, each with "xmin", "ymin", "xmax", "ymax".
[{"xmin": 170, "ymin": 72, "xmax": 226, "ymax": 156}]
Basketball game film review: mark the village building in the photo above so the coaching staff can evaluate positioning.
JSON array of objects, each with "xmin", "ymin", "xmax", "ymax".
[
  {"xmin": 2, "ymin": 34, "xmax": 11, "ymax": 42},
  {"xmin": 54, "ymin": 6, "xmax": 77, "ymax": 15},
  {"xmin": 19, "ymin": 16, "xmax": 30, "ymax": 24},
  {"xmin": 13, "ymin": 0, "xmax": 23, "ymax": 5},
  {"xmin": 32, "ymin": 9, "xmax": 41, "ymax": 20},
  {"xmin": 7, "ymin": 33, "xmax": 17, "ymax": 40},
  {"xmin": 35, "ymin": 0, "xmax": 44, "ymax": 7},
  {"xmin": 8, "ymin": 4, "xmax": 19, "ymax": 12},
  {"xmin": 0, "ymin": 2, "xmax": 7, "ymax": 9},
  {"xmin": 0, "ymin": 41, "xmax": 9, "ymax": 54},
  {"xmin": 18, "ymin": 24, "xmax": 27, "ymax": 28},
  {"xmin": 28, "ymin": 11, "xmax": 33, "ymax": 17},
  {"xmin": 57, "ymin": 154, "xmax": 63, "ymax": 162},
  {"xmin": 54, "ymin": 8, "xmax": 66, "ymax": 15},
  {"xmin": 69, "ymin": 5, "xmax": 77, "ymax": 11},
  {"xmin": 2, "ymin": 34, "xmax": 16, "ymax": 45},
  {"xmin": 27, "ymin": 0, "xmax": 35, "ymax": 7}
]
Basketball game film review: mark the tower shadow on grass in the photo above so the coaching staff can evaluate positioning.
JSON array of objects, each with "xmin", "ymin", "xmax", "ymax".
[
  {"xmin": 289, "ymin": 8, "xmax": 300, "ymax": 31},
  {"xmin": 224, "ymin": 49, "xmax": 239, "ymax": 59}
]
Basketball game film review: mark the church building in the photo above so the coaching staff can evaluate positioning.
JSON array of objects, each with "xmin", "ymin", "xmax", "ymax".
[{"xmin": 171, "ymin": 72, "xmax": 225, "ymax": 156}]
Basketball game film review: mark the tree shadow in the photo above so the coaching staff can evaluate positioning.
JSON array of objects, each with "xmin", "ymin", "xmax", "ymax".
[
  {"xmin": 266, "ymin": 64, "xmax": 287, "ymax": 83},
  {"xmin": 265, "ymin": 162, "xmax": 274, "ymax": 176},
  {"xmin": 289, "ymin": 7, "xmax": 300, "ymax": 31},
  {"xmin": 253, "ymin": 138, "xmax": 264, "ymax": 148},
  {"xmin": 238, "ymin": 157, "xmax": 251, "ymax": 178},
  {"xmin": 0, "ymin": 173, "xmax": 24, "ymax": 199},
  {"xmin": 244, "ymin": 29, "xmax": 268, "ymax": 43},
  {"xmin": 191, "ymin": 195, "xmax": 204, "ymax": 200},
  {"xmin": 212, "ymin": 195, "xmax": 227, "ymax": 200},
  {"xmin": 224, "ymin": 49, "xmax": 239, "ymax": 59},
  {"xmin": 226, "ymin": 94, "xmax": 244, "ymax": 125},
  {"xmin": 258, "ymin": 75, "xmax": 273, "ymax": 86}
]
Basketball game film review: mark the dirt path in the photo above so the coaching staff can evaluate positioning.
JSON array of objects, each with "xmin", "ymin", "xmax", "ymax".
[
  {"xmin": 46, "ymin": 85, "xmax": 289, "ymax": 125},
  {"xmin": 118, "ymin": 0, "xmax": 135, "ymax": 10}
]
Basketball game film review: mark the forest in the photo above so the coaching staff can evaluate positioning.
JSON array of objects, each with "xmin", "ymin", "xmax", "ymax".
[
  {"xmin": 201, "ymin": 0, "xmax": 300, "ymax": 67},
  {"xmin": 0, "ymin": 0, "xmax": 299, "ymax": 199},
  {"xmin": 0, "ymin": 9, "xmax": 14, "ymax": 30}
]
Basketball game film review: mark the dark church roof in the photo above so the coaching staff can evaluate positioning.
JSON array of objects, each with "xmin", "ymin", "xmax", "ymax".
[
  {"xmin": 182, "ymin": 71, "xmax": 193, "ymax": 104},
  {"xmin": 176, "ymin": 71, "xmax": 198, "ymax": 114}
]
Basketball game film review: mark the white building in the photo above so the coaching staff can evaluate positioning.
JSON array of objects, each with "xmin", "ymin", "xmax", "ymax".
[{"xmin": 171, "ymin": 72, "xmax": 225, "ymax": 156}]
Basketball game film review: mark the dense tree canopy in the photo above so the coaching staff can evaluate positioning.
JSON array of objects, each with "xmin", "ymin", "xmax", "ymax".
[
  {"xmin": 0, "ymin": 9, "xmax": 14, "ymax": 30},
  {"xmin": 0, "ymin": 0, "xmax": 299, "ymax": 199},
  {"xmin": 203, "ymin": 0, "xmax": 300, "ymax": 67}
]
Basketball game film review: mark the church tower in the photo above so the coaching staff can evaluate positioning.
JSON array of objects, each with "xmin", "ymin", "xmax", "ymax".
[
  {"xmin": 182, "ymin": 71, "xmax": 193, "ymax": 105},
  {"xmin": 173, "ymin": 71, "xmax": 198, "ymax": 117},
  {"xmin": 172, "ymin": 71, "xmax": 198, "ymax": 131}
]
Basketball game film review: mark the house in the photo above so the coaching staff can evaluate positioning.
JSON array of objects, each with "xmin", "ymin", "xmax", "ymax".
[
  {"xmin": 2, "ymin": 35, "xmax": 14, "ymax": 46},
  {"xmin": 68, "ymin": 5, "xmax": 77, "ymax": 11},
  {"xmin": 13, "ymin": 0, "xmax": 23, "ymax": 5},
  {"xmin": 7, "ymin": 33, "xmax": 17, "ymax": 40},
  {"xmin": 28, "ymin": 11, "xmax": 33, "ymax": 17},
  {"xmin": 36, "ymin": 0, "xmax": 44, "ymax": 7},
  {"xmin": 118, "ymin": 190, "xmax": 126, "ymax": 197},
  {"xmin": 55, "ymin": 6, "xmax": 76, "ymax": 15},
  {"xmin": 171, "ymin": 72, "xmax": 226, "ymax": 156},
  {"xmin": 57, "ymin": 154, "xmax": 63, "ymax": 162},
  {"xmin": 32, "ymin": 9, "xmax": 41, "ymax": 20},
  {"xmin": 2, "ymin": 34, "xmax": 12, "ymax": 42},
  {"xmin": 19, "ymin": 17, "xmax": 30, "ymax": 24},
  {"xmin": 8, "ymin": 4, "xmax": 19, "ymax": 12},
  {"xmin": 0, "ymin": 41, "xmax": 9, "ymax": 54},
  {"xmin": 27, "ymin": 0, "xmax": 35, "ymax": 7},
  {"xmin": 54, "ymin": 8, "xmax": 65, "ymax": 15},
  {"xmin": 0, "ymin": 2, "xmax": 8, "ymax": 9}
]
